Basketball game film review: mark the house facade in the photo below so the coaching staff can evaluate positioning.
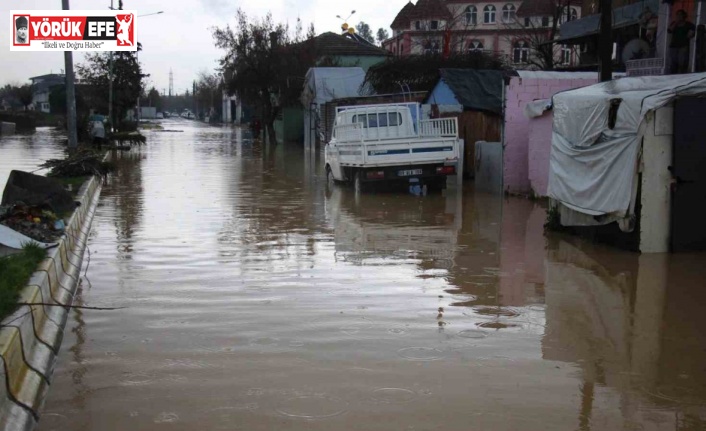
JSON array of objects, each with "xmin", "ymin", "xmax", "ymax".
[
  {"xmin": 29, "ymin": 74, "xmax": 66, "ymax": 113},
  {"xmin": 553, "ymin": 0, "xmax": 706, "ymax": 75},
  {"xmin": 383, "ymin": 0, "xmax": 581, "ymax": 68}
]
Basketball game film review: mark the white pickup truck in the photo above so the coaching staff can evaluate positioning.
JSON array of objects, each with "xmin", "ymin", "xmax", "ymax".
[{"xmin": 324, "ymin": 103, "xmax": 462, "ymax": 192}]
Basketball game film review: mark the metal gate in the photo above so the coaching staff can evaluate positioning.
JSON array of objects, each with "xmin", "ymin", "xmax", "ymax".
[{"xmin": 671, "ymin": 97, "xmax": 706, "ymax": 251}]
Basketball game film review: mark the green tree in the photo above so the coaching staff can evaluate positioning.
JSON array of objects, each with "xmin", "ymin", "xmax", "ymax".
[
  {"xmin": 77, "ymin": 45, "xmax": 145, "ymax": 128},
  {"xmin": 213, "ymin": 9, "xmax": 317, "ymax": 145},
  {"xmin": 146, "ymin": 87, "xmax": 162, "ymax": 111},
  {"xmin": 49, "ymin": 85, "xmax": 88, "ymax": 115},
  {"xmin": 376, "ymin": 28, "xmax": 390, "ymax": 46},
  {"xmin": 356, "ymin": 21, "xmax": 374, "ymax": 44},
  {"xmin": 195, "ymin": 71, "xmax": 222, "ymax": 120},
  {"xmin": 13, "ymin": 84, "xmax": 34, "ymax": 111}
]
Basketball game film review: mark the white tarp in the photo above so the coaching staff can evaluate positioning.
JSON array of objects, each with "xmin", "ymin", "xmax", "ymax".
[
  {"xmin": 548, "ymin": 73, "xmax": 706, "ymax": 223},
  {"xmin": 300, "ymin": 67, "xmax": 366, "ymax": 106},
  {"xmin": 301, "ymin": 67, "xmax": 367, "ymax": 147},
  {"xmin": 0, "ymin": 224, "xmax": 56, "ymax": 249},
  {"xmin": 524, "ymin": 99, "xmax": 551, "ymax": 118}
]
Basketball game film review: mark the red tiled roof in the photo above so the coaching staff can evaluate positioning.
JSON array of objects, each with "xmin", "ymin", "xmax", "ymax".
[{"xmin": 391, "ymin": 1, "xmax": 415, "ymax": 29}]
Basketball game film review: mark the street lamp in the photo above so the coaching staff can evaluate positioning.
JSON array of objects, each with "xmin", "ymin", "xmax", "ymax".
[
  {"xmin": 336, "ymin": 10, "xmax": 356, "ymax": 33},
  {"xmin": 335, "ymin": 10, "xmax": 356, "ymax": 21},
  {"xmin": 138, "ymin": 11, "xmax": 163, "ymax": 17}
]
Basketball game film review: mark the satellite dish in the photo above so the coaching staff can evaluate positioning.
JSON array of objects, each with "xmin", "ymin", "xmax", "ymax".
[{"xmin": 621, "ymin": 38, "xmax": 651, "ymax": 63}]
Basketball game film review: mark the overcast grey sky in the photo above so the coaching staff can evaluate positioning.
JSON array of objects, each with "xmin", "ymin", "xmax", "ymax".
[{"xmin": 2, "ymin": 0, "xmax": 404, "ymax": 94}]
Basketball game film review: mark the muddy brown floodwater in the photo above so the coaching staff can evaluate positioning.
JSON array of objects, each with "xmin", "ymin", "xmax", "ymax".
[{"xmin": 16, "ymin": 119, "xmax": 705, "ymax": 430}]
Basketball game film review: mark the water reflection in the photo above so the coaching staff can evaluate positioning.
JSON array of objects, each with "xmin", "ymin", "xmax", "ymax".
[
  {"xmin": 0, "ymin": 127, "xmax": 66, "ymax": 187},
  {"xmin": 33, "ymin": 119, "xmax": 706, "ymax": 431},
  {"xmin": 543, "ymin": 237, "xmax": 706, "ymax": 429}
]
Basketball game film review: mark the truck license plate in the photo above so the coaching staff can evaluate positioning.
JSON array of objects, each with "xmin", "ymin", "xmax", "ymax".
[{"xmin": 398, "ymin": 169, "xmax": 423, "ymax": 177}]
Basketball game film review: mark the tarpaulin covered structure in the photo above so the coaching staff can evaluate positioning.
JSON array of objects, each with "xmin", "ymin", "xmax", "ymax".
[
  {"xmin": 547, "ymin": 73, "xmax": 706, "ymax": 226},
  {"xmin": 301, "ymin": 67, "xmax": 367, "ymax": 146}
]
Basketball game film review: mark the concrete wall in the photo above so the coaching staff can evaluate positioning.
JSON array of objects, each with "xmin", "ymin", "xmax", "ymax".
[
  {"xmin": 0, "ymin": 122, "xmax": 16, "ymax": 135},
  {"xmin": 527, "ymin": 111, "xmax": 553, "ymax": 197},
  {"xmin": 273, "ymin": 107, "xmax": 305, "ymax": 145},
  {"xmin": 222, "ymin": 93, "xmax": 241, "ymax": 124},
  {"xmin": 640, "ymin": 106, "xmax": 673, "ymax": 253},
  {"xmin": 503, "ymin": 75, "xmax": 597, "ymax": 195},
  {"xmin": 140, "ymin": 107, "xmax": 157, "ymax": 119},
  {"xmin": 0, "ymin": 174, "xmax": 101, "ymax": 430}
]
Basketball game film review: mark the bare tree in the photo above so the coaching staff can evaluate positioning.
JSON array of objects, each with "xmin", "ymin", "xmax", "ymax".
[
  {"xmin": 502, "ymin": 0, "xmax": 578, "ymax": 70},
  {"xmin": 213, "ymin": 9, "xmax": 317, "ymax": 145},
  {"xmin": 195, "ymin": 70, "xmax": 222, "ymax": 120},
  {"xmin": 409, "ymin": 3, "xmax": 478, "ymax": 55}
]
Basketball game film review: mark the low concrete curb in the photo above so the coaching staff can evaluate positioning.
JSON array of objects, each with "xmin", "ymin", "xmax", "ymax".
[{"xmin": 0, "ymin": 174, "xmax": 102, "ymax": 431}]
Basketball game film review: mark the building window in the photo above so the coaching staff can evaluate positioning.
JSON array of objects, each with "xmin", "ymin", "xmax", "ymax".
[
  {"xmin": 430, "ymin": 20, "xmax": 439, "ymax": 30},
  {"xmin": 465, "ymin": 6, "xmax": 477, "ymax": 25},
  {"xmin": 502, "ymin": 4, "xmax": 516, "ymax": 23},
  {"xmin": 542, "ymin": 16, "xmax": 550, "ymax": 27},
  {"xmin": 561, "ymin": 45, "xmax": 571, "ymax": 64},
  {"xmin": 560, "ymin": 7, "xmax": 578, "ymax": 24},
  {"xmin": 513, "ymin": 40, "xmax": 529, "ymax": 63},
  {"xmin": 469, "ymin": 40, "xmax": 484, "ymax": 52},
  {"xmin": 524, "ymin": 17, "xmax": 531, "ymax": 27},
  {"xmin": 424, "ymin": 41, "xmax": 441, "ymax": 54},
  {"xmin": 415, "ymin": 21, "xmax": 421, "ymax": 30},
  {"xmin": 483, "ymin": 5, "xmax": 496, "ymax": 24}
]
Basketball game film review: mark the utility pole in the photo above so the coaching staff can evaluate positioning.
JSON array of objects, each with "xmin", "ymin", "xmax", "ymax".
[
  {"xmin": 62, "ymin": 0, "xmax": 78, "ymax": 149},
  {"xmin": 108, "ymin": 0, "xmax": 114, "ymax": 131},
  {"xmin": 598, "ymin": 0, "xmax": 613, "ymax": 81}
]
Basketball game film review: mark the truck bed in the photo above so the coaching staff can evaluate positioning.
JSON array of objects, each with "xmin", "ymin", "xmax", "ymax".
[{"xmin": 333, "ymin": 137, "xmax": 460, "ymax": 167}]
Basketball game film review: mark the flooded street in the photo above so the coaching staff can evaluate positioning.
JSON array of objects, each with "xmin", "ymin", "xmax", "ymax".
[
  {"xmin": 0, "ymin": 128, "xmax": 67, "ymax": 187},
  {"xmin": 6, "ymin": 119, "xmax": 704, "ymax": 430}
]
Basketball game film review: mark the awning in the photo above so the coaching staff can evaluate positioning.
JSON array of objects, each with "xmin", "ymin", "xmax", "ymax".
[{"xmin": 553, "ymin": 0, "xmax": 659, "ymax": 45}]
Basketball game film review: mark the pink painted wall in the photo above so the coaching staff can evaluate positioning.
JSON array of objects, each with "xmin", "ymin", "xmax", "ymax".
[
  {"xmin": 503, "ymin": 76, "xmax": 598, "ymax": 195},
  {"xmin": 527, "ymin": 112, "xmax": 553, "ymax": 197}
]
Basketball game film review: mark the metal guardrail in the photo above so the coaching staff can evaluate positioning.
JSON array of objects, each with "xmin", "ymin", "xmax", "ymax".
[
  {"xmin": 419, "ymin": 118, "xmax": 458, "ymax": 137},
  {"xmin": 333, "ymin": 123, "xmax": 363, "ymax": 143},
  {"xmin": 625, "ymin": 57, "xmax": 664, "ymax": 77}
]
